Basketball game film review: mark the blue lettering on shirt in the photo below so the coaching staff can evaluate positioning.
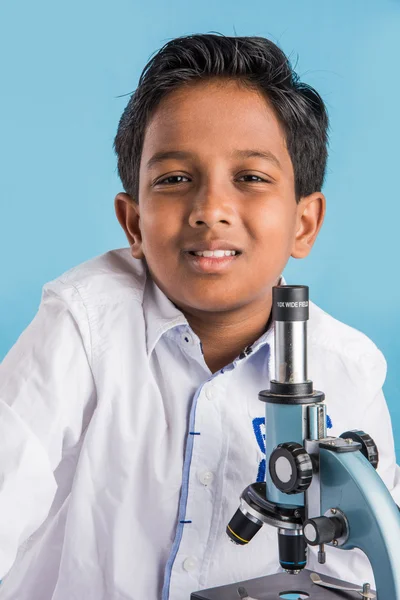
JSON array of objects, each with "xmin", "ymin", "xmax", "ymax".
[{"xmin": 252, "ymin": 417, "xmax": 266, "ymax": 483}]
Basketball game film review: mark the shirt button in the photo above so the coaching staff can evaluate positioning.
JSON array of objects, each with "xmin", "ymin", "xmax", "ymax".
[
  {"xmin": 198, "ymin": 470, "xmax": 214, "ymax": 486},
  {"xmin": 183, "ymin": 556, "xmax": 198, "ymax": 572},
  {"xmin": 181, "ymin": 331, "xmax": 195, "ymax": 346},
  {"xmin": 205, "ymin": 385, "xmax": 216, "ymax": 401}
]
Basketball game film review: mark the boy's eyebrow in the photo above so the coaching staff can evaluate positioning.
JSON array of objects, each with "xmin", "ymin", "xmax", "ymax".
[
  {"xmin": 232, "ymin": 149, "xmax": 282, "ymax": 170},
  {"xmin": 146, "ymin": 149, "xmax": 282, "ymax": 170},
  {"xmin": 146, "ymin": 150, "xmax": 192, "ymax": 170}
]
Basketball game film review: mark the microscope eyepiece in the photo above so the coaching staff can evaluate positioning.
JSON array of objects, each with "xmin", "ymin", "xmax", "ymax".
[
  {"xmin": 273, "ymin": 285, "xmax": 309, "ymax": 323},
  {"xmin": 270, "ymin": 285, "xmax": 310, "ymax": 388}
]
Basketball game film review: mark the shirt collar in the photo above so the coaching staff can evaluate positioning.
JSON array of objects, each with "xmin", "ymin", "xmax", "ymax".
[
  {"xmin": 142, "ymin": 266, "xmax": 189, "ymax": 357},
  {"xmin": 142, "ymin": 262, "xmax": 285, "ymax": 360}
]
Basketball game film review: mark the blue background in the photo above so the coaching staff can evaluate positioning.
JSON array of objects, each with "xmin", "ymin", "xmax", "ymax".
[{"xmin": 1, "ymin": 0, "xmax": 399, "ymax": 457}]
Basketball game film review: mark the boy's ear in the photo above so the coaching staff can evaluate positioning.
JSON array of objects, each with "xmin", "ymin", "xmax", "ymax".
[
  {"xmin": 114, "ymin": 193, "xmax": 145, "ymax": 259},
  {"xmin": 291, "ymin": 192, "xmax": 326, "ymax": 259}
]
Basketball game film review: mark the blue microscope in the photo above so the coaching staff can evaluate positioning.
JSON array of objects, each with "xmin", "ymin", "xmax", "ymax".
[{"xmin": 191, "ymin": 286, "xmax": 400, "ymax": 599}]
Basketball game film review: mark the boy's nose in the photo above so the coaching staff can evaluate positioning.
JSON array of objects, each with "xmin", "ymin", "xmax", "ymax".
[{"xmin": 188, "ymin": 183, "xmax": 236, "ymax": 228}]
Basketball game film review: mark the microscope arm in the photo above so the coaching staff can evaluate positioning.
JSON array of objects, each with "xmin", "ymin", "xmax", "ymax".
[{"xmin": 319, "ymin": 447, "xmax": 400, "ymax": 598}]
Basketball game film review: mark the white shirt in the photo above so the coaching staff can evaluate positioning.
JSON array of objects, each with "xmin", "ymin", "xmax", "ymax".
[{"xmin": 0, "ymin": 247, "xmax": 398, "ymax": 600}]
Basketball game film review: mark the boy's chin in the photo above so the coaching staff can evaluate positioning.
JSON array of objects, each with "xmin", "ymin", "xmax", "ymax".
[{"xmin": 174, "ymin": 292, "xmax": 261, "ymax": 314}]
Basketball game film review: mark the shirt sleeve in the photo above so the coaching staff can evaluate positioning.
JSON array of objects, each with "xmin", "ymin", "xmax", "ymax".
[{"xmin": 0, "ymin": 279, "xmax": 96, "ymax": 578}]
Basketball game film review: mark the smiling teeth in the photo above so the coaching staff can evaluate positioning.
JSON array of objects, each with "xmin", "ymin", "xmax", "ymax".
[{"xmin": 194, "ymin": 250, "xmax": 237, "ymax": 257}]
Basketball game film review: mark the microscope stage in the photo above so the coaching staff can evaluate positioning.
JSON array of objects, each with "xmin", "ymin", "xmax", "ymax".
[{"xmin": 191, "ymin": 569, "xmax": 372, "ymax": 599}]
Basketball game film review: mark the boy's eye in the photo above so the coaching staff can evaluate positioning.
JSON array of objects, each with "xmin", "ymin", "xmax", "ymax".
[
  {"xmin": 154, "ymin": 173, "xmax": 271, "ymax": 186},
  {"xmin": 155, "ymin": 175, "xmax": 190, "ymax": 186},
  {"xmin": 237, "ymin": 174, "xmax": 270, "ymax": 183}
]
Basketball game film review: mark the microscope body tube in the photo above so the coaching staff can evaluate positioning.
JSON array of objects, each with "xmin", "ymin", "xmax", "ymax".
[
  {"xmin": 265, "ymin": 286, "xmax": 320, "ymax": 507},
  {"xmin": 265, "ymin": 404, "xmax": 307, "ymax": 506}
]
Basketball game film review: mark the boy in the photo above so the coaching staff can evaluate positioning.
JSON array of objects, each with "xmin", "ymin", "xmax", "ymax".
[{"xmin": 0, "ymin": 33, "xmax": 398, "ymax": 600}]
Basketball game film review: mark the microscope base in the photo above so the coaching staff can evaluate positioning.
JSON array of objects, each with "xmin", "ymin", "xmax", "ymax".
[{"xmin": 191, "ymin": 569, "xmax": 373, "ymax": 599}]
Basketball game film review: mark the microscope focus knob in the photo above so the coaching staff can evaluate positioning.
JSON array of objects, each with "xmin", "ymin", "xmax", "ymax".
[
  {"xmin": 269, "ymin": 442, "xmax": 313, "ymax": 494},
  {"xmin": 339, "ymin": 430, "xmax": 379, "ymax": 469},
  {"xmin": 303, "ymin": 516, "xmax": 344, "ymax": 546}
]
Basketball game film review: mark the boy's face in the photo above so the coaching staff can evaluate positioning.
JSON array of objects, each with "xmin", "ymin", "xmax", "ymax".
[{"xmin": 115, "ymin": 79, "xmax": 324, "ymax": 320}]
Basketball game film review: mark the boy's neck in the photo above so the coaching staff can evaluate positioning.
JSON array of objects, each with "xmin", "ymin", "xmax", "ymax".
[{"xmin": 184, "ymin": 304, "xmax": 272, "ymax": 374}]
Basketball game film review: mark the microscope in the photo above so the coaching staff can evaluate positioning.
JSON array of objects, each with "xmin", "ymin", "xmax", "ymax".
[{"xmin": 191, "ymin": 286, "xmax": 400, "ymax": 599}]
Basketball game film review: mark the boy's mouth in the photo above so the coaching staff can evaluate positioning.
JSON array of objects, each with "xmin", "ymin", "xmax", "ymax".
[
  {"xmin": 187, "ymin": 250, "xmax": 241, "ymax": 257},
  {"xmin": 183, "ymin": 250, "xmax": 242, "ymax": 273}
]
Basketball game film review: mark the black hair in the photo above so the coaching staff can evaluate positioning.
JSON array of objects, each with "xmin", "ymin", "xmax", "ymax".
[{"xmin": 114, "ymin": 33, "xmax": 329, "ymax": 203}]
